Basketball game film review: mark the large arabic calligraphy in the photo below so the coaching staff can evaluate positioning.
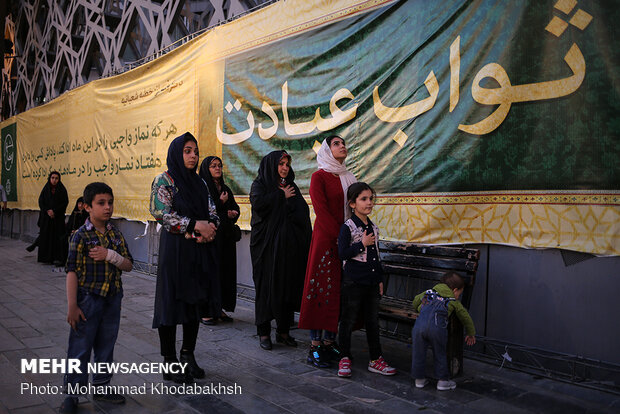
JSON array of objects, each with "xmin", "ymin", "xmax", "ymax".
[{"xmin": 217, "ymin": 37, "xmax": 586, "ymax": 143}]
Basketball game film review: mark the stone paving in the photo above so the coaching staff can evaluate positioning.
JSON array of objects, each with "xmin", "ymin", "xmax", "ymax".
[{"xmin": 0, "ymin": 236, "xmax": 618, "ymax": 414}]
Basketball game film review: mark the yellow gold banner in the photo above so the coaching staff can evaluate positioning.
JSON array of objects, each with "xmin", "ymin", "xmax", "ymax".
[{"xmin": 236, "ymin": 191, "xmax": 620, "ymax": 256}]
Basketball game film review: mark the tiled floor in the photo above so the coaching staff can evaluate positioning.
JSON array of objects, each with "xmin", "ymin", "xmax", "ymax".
[{"xmin": 0, "ymin": 237, "xmax": 618, "ymax": 413}]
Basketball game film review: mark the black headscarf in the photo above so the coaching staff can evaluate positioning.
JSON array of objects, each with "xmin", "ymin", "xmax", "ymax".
[
  {"xmin": 66, "ymin": 196, "xmax": 87, "ymax": 233},
  {"xmin": 71, "ymin": 197, "xmax": 84, "ymax": 213},
  {"xmin": 38, "ymin": 171, "xmax": 69, "ymax": 224},
  {"xmin": 199, "ymin": 155, "xmax": 240, "ymax": 235},
  {"xmin": 255, "ymin": 151, "xmax": 294, "ymax": 190},
  {"xmin": 166, "ymin": 133, "xmax": 212, "ymax": 221},
  {"xmin": 199, "ymin": 156, "xmax": 224, "ymax": 207}
]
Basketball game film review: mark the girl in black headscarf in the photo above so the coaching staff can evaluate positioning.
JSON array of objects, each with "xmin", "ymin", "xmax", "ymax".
[
  {"xmin": 199, "ymin": 156, "xmax": 240, "ymax": 325},
  {"xmin": 37, "ymin": 171, "xmax": 69, "ymax": 265},
  {"xmin": 66, "ymin": 197, "xmax": 88, "ymax": 235},
  {"xmin": 250, "ymin": 150, "xmax": 312, "ymax": 350},
  {"xmin": 149, "ymin": 133, "xmax": 220, "ymax": 383}
]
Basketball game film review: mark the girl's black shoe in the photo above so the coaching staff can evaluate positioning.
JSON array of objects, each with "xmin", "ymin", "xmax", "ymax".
[
  {"xmin": 275, "ymin": 333, "xmax": 297, "ymax": 347},
  {"xmin": 180, "ymin": 351, "xmax": 205, "ymax": 379},
  {"xmin": 307, "ymin": 345, "xmax": 331, "ymax": 368}
]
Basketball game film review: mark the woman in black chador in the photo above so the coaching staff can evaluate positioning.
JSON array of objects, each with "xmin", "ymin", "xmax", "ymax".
[
  {"xmin": 250, "ymin": 150, "xmax": 312, "ymax": 350},
  {"xmin": 199, "ymin": 156, "xmax": 240, "ymax": 325},
  {"xmin": 37, "ymin": 171, "xmax": 69, "ymax": 265},
  {"xmin": 149, "ymin": 133, "xmax": 220, "ymax": 383}
]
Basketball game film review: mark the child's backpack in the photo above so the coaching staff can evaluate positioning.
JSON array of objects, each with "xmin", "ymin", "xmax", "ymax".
[{"xmin": 419, "ymin": 289, "xmax": 455, "ymax": 329}]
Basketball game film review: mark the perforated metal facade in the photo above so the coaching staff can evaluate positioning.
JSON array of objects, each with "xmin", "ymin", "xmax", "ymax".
[{"xmin": 0, "ymin": 0, "xmax": 271, "ymax": 119}]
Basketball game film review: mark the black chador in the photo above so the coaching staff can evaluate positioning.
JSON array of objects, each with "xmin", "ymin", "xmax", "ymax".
[
  {"xmin": 250, "ymin": 150, "xmax": 312, "ymax": 333},
  {"xmin": 37, "ymin": 171, "xmax": 69, "ymax": 264}
]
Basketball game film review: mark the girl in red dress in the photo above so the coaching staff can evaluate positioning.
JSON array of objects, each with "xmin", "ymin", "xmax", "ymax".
[{"xmin": 298, "ymin": 135, "xmax": 356, "ymax": 367}]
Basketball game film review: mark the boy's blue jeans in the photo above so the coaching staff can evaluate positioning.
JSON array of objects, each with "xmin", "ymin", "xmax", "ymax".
[
  {"xmin": 64, "ymin": 288, "xmax": 123, "ymax": 394},
  {"xmin": 411, "ymin": 299, "xmax": 449, "ymax": 380}
]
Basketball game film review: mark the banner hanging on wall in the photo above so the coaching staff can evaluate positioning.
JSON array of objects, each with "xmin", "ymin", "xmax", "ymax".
[
  {"xmin": 1, "ymin": 122, "xmax": 17, "ymax": 201},
  {"xmin": 0, "ymin": 0, "xmax": 618, "ymax": 255}
]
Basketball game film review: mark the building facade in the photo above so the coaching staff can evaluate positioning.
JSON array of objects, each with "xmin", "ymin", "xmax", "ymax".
[{"xmin": 0, "ymin": 0, "xmax": 272, "ymax": 120}]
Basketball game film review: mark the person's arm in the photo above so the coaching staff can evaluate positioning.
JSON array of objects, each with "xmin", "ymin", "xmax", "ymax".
[
  {"xmin": 207, "ymin": 189, "xmax": 220, "ymax": 228},
  {"xmin": 309, "ymin": 172, "xmax": 341, "ymax": 236},
  {"xmin": 66, "ymin": 271, "xmax": 86, "ymax": 330},
  {"xmin": 116, "ymin": 231, "xmax": 134, "ymax": 272},
  {"xmin": 338, "ymin": 224, "xmax": 364, "ymax": 260},
  {"xmin": 226, "ymin": 188, "xmax": 240, "ymax": 223},
  {"xmin": 88, "ymin": 228, "xmax": 134, "ymax": 272},
  {"xmin": 450, "ymin": 301, "xmax": 476, "ymax": 340},
  {"xmin": 250, "ymin": 181, "xmax": 284, "ymax": 215},
  {"xmin": 38, "ymin": 188, "xmax": 54, "ymax": 218},
  {"xmin": 411, "ymin": 291, "xmax": 423, "ymax": 312},
  {"xmin": 149, "ymin": 173, "xmax": 195, "ymax": 234},
  {"xmin": 55, "ymin": 189, "xmax": 69, "ymax": 217},
  {"xmin": 286, "ymin": 184, "xmax": 310, "ymax": 225},
  {"xmin": 89, "ymin": 245, "xmax": 133, "ymax": 271},
  {"xmin": 38, "ymin": 188, "xmax": 46, "ymax": 211}
]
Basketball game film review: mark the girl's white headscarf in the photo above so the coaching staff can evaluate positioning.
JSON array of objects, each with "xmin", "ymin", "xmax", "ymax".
[{"xmin": 316, "ymin": 138, "xmax": 357, "ymax": 220}]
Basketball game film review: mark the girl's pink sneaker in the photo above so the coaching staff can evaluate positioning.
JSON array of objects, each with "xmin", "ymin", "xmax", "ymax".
[{"xmin": 338, "ymin": 357, "xmax": 352, "ymax": 377}]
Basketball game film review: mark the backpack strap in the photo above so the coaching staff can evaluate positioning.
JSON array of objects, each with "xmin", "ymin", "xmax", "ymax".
[{"xmin": 421, "ymin": 289, "xmax": 455, "ymax": 306}]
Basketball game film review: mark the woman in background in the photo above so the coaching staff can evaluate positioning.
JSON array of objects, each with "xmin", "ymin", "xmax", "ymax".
[
  {"xmin": 199, "ymin": 156, "xmax": 240, "ymax": 325},
  {"xmin": 66, "ymin": 196, "xmax": 88, "ymax": 235},
  {"xmin": 36, "ymin": 171, "xmax": 69, "ymax": 266}
]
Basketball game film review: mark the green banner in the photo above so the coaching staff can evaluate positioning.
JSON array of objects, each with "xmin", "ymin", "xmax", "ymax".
[
  {"xmin": 1, "ymin": 123, "xmax": 17, "ymax": 202},
  {"xmin": 216, "ymin": 0, "xmax": 619, "ymax": 194}
]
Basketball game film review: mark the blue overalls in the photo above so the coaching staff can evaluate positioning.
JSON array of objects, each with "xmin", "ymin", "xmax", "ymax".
[{"xmin": 411, "ymin": 290, "xmax": 454, "ymax": 380}]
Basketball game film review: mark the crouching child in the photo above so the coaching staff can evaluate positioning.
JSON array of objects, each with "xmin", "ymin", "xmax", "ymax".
[{"xmin": 411, "ymin": 271, "xmax": 476, "ymax": 391}]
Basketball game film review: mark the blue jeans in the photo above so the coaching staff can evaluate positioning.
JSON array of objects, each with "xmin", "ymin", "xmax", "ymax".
[
  {"xmin": 64, "ymin": 288, "xmax": 123, "ymax": 393},
  {"xmin": 411, "ymin": 298, "xmax": 449, "ymax": 380},
  {"xmin": 309, "ymin": 329, "xmax": 336, "ymax": 342}
]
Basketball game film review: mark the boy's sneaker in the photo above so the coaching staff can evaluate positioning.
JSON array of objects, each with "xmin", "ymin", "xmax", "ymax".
[
  {"xmin": 338, "ymin": 357, "xmax": 352, "ymax": 378},
  {"xmin": 368, "ymin": 356, "xmax": 396, "ymax": 376},
  {"xmin": 415, "ymin": 378, "xmax": 429, "ymax": 388},
  {"xmin": 437, "ymin": 380, "xmax": 457, "ymax": 390},
  {"xmin": 93, "ymin": 392, "xmax": 126, "ymax": 404},
  {"xmin": 307, "ymin": 345, "xmax": 331, "ymax": 368},
  {"xmin": 59, "ymin": 396, "xmax": 78, "ymax": 414}
]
